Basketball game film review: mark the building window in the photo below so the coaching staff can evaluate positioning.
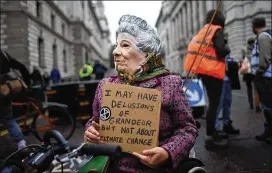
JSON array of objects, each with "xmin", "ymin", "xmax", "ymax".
[
  {"xmin": 52, "ymin": 44, "xmax": 58, "ymax": 68},
  {"xmin": 61, "ymin": 23, "xmax": 65, "ymax": 36},
  {"xmin": 36, "ymin": 1, "xmax": 41, "ymax": 18},
  {"xmin": 51, "ymin": 13, "xmax": 55, "ymax": 30},
  {"xmin": 38, "ymin": 37, "xmax": 45, "ymax": 68},
  {"xmin": 63, "ymin": 49, "xmax": 68, "ymax": 73}
]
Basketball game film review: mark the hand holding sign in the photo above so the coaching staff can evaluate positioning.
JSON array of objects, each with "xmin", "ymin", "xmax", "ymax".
[{"xmin": 84, "ymin": 121, "xmax": 104, "ymax": 144}]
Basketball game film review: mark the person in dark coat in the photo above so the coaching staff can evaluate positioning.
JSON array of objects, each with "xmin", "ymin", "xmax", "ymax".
[
  {"xmin": 43, "ymin": 71, "xmax": 50, "ymax": 89},
  {"xmin": 50, "ymin": 67, "xmax": 61, "ymax": 84},
  {"xmin": 30, "ymin": 66, "xmax": 43, "ymax": 87},
  {"xmin": 241, "ymin": 38, "xmax": 262, "ymax": 112},
  {"xmin": 0, "ymin": 49, "xmax": 30, "ymax": 151},
  {"xmin": 196, "ymin": 10, "xmax": 230, "ymax": 148},
  {"xmin": 93, "ymin": 60, "xmax": 107, "ymax": 80},
  {"xmin": 215, "ymin": 54, "xmax": 240, "ymax": 139}
]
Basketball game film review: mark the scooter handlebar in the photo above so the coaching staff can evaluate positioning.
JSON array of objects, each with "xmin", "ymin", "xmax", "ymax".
[{"xmin": 81, "ymin": 143, "xmax": 122, "ymax": 156}]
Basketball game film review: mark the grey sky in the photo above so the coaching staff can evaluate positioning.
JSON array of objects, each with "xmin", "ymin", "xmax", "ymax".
[{"xmin": 103, "ymin": 1, "xmax": 163, "ymax": 43}]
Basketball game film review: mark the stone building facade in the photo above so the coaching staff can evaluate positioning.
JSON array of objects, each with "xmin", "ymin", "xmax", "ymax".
[
  {"xmin": 156, "ymin": 1, "xmax": 271, "ymax": 73},
  {"xmin": 0, "ymin": 0, "xmax": 111, "ymax": 79}
]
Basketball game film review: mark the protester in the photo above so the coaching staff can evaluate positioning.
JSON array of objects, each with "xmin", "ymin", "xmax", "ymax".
[
  {"xmin": 43, "ymin": 71, "xmax": 50, "ymax": 89},
  {"xmin": 30, "ymin": 66, "xmax": 43, "ymax": 87},
  {"xmin": 93, "ymin": 60, "xmax": 107, "ymax": 80},
  {"xmin": 183, "ymin": 10, "xmax": 230, "ymax": 148},
  {"xmin": 240, "ymin": 38, "xmax": 262, "ymax": 112},
  {"xmin": 215, "ymin": 55, "xmax": 240, "ymax": 138},
  {"xmin": 79, "ymin": 63, "xmax": 93, "ymax": 81},
  {"xmin": 84, "ymin": 14, "xmax": 198, "ymax": 173},
  {"xmin": 0, "ymin": 49, "xmax": 29, "ymax": 150},
  {"xmin": 250, "ymin": 17, "xmax": 272, "ymax": 143},
  {"xmin": 50, "ymin": 67, "xmax": 61, "ymax": 84}
]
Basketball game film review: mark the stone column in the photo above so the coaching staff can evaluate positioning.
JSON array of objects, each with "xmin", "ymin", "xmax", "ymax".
[
  {"xmin": 169, "ymin": 19, "xmax": 173, "ymax": 50},
  {"xmin": 167, "ymin": 21, "xmax": 172, "ymax": 53},
  {"xmin": 192, "ymin": 0, "xmax": 198, "ymax": 33},
  {"xmin": 182, "ymin": 5, "xmax": 187, "ymax": 38},
  {"xmin": 178, "ymin": 11, "xmax": 183, "ymax": 40},
  {"xmin": 175, "ymin": 16, "xmax": 179, "ymax": 47},
  {"xmin": 206, "ymin": 1, "xmax": 213, "ymax": 11},
  {"xmin": 186, "ymin": 1, "xmax": 192, "ymax": 38},
  {"xmin": 166, "ymin": 27, "xmax": 170, "ymax": 55},
  {"xmin": 171, "ymin": 20, "xmax": 175, "ymax": 51},
  {"xmin": 173, "ymin": 17, "xmax": 177, "ymax": 47},
  {"xmin": 173, "ymin": 16, "xmax": 177, "ymax": 50},
  {"xmin": 198, "ymin": 1, "xmax": 205, "ymax": 27}
]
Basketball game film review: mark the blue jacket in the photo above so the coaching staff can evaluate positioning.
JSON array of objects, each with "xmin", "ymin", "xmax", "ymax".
[{"xmin": 50, "ymin": 69, "xmax": 61, "ymax": 84}]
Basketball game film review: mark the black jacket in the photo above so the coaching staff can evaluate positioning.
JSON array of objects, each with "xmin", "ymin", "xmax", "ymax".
[
  {"xmin": 206, "ymin": 10, "xmax": 230, "ymax": 58},
  {"xmin": 0, "ymin": 50, "xmax": 30, "ymax": 105},
  {"xmin": 226, "ymin": 61, "xmax": 241, "ymax": 90},
  {"xmin": 0, "ymin": 50, "xmax": 30, "ymax": 86},
  {"xmin": 213, "ymin": 29, "xmax": 230, "ymax": 58}
]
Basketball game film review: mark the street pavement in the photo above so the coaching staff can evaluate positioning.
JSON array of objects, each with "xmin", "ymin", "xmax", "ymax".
[{"xmin": 0, "ymin": 81, "xmax": 271, "ymax": 173}]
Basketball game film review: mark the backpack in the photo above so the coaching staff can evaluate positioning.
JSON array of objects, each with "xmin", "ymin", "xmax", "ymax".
[
  {"xmin": 0, "ymin": 50, "xmax": 27, "ymax": 97},
  {"xmin": 256, "ymin": 30, "xmax": 272, "ymax": 62}
]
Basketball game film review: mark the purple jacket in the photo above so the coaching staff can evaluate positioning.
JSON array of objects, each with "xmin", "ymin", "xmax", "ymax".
[{"xmin": 86, "ymin": 74, "xmax": 198, "ymax": 172}]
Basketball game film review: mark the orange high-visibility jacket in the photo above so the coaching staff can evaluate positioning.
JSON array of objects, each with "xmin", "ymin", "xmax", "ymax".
[{"xmin": 184, "ymin": 24, "xmax": 225, "ymax": 79}]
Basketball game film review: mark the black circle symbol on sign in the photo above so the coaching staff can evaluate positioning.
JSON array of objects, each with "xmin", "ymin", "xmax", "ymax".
[{"xmin": 100, "ymin": 107, "xmax": 111, "ymax": 121}]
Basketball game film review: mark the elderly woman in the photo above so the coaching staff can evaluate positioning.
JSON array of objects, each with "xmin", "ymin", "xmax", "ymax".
[{"xmin": 84, "ymin": 15, "xmax": 198, "ymax": 173}]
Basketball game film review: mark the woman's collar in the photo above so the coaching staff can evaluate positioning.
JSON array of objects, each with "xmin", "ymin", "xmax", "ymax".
[{"xmin": 110, "ymin": 73, "xmax": 167, "ymax": 88}]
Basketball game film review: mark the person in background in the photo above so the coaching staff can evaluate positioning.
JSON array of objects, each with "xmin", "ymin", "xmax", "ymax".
[
  {"xmin": 93, "ymin": 60, "xmax": 107, "ymax": 80},
  {"xmin": 104, "ymin": 45, "xmax": 117, "ymax": 78},
  {"xmin": 241, "ymin": 38, "xmax": 262, "ymax": 112},
  {"xmin": 184, "ymin": 10, "xmax": 230, "ymax": 148},
  {"xmin": 0, "ymin": 49, "xmax": 29, "ymax": 151},
  {"xmin": 215, "ymin": 54, "xmax": 240, "ymax": 139},
  {"xmin": 50, "ymin": 67, "xmax": 61, "ymax": 84},
  {"xmin": 43, "ymin": 71, "xmax": 50, "ymax": 89},
  {"xmin": 79, "ymin": 63, "xmax": 93, "ymax": 81},
  {"xmin": 30, "ymin": 66, "xmax": 43, "ymax": 87},
  {"xmin": 250, "ymin": 17, "xmax": 272, "ymax": 143}
]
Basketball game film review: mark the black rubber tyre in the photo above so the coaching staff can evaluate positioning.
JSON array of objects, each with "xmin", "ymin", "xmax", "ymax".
[
  {"xmin": 32, "ymin": 106, "xmax": 76, "ymax": 141},
  {"xmin": 0, "ymin": 145, "xmax": 42, "ymax": 173}
]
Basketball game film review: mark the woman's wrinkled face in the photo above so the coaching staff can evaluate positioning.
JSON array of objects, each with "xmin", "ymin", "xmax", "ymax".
[{"xmin": 113, "ymin": 33, "xmax": 146, "ymax": 73}]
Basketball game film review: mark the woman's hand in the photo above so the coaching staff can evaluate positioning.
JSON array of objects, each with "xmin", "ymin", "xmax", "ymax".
[
  {"xmin": 132, "ymin": 147, "xmax": 169, "ymax": 168},
  {"xmin": 84, "ymin": 121, "xmax": 104, "ymax": 144}
]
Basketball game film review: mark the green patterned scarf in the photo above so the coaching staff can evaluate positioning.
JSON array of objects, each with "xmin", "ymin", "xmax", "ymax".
[{"xmin": 117, "ymin": 53, "xmax": 170, "ymax": 84}]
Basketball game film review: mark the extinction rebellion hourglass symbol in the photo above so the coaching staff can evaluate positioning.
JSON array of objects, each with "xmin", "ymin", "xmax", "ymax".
[{"xmin": 100, "ymin": 107, "xmax": 111, "ymax": 121}]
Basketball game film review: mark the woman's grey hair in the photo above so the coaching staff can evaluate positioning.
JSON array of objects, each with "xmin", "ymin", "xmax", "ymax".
[{"xmin": 117, "ymin": 14, "xmax": 162, "ymax": 56}]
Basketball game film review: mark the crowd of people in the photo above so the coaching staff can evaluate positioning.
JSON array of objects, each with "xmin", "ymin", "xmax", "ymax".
[
  {"xmin": 79, "ymin": 60, "xmax": 108, "ymax": 81},
  {"xmin": 0, "ymin": 8, "xmax": 271, "ymax": 173},
  {"xmin": 184, "ymin": 11, "xmax": 271, "ymax": 147}
]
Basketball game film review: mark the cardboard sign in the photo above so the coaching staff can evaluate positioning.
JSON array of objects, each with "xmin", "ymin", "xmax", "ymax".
[{"xmin": 99, "ymin": 83, "xmax": 162, "ymax": 153}]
